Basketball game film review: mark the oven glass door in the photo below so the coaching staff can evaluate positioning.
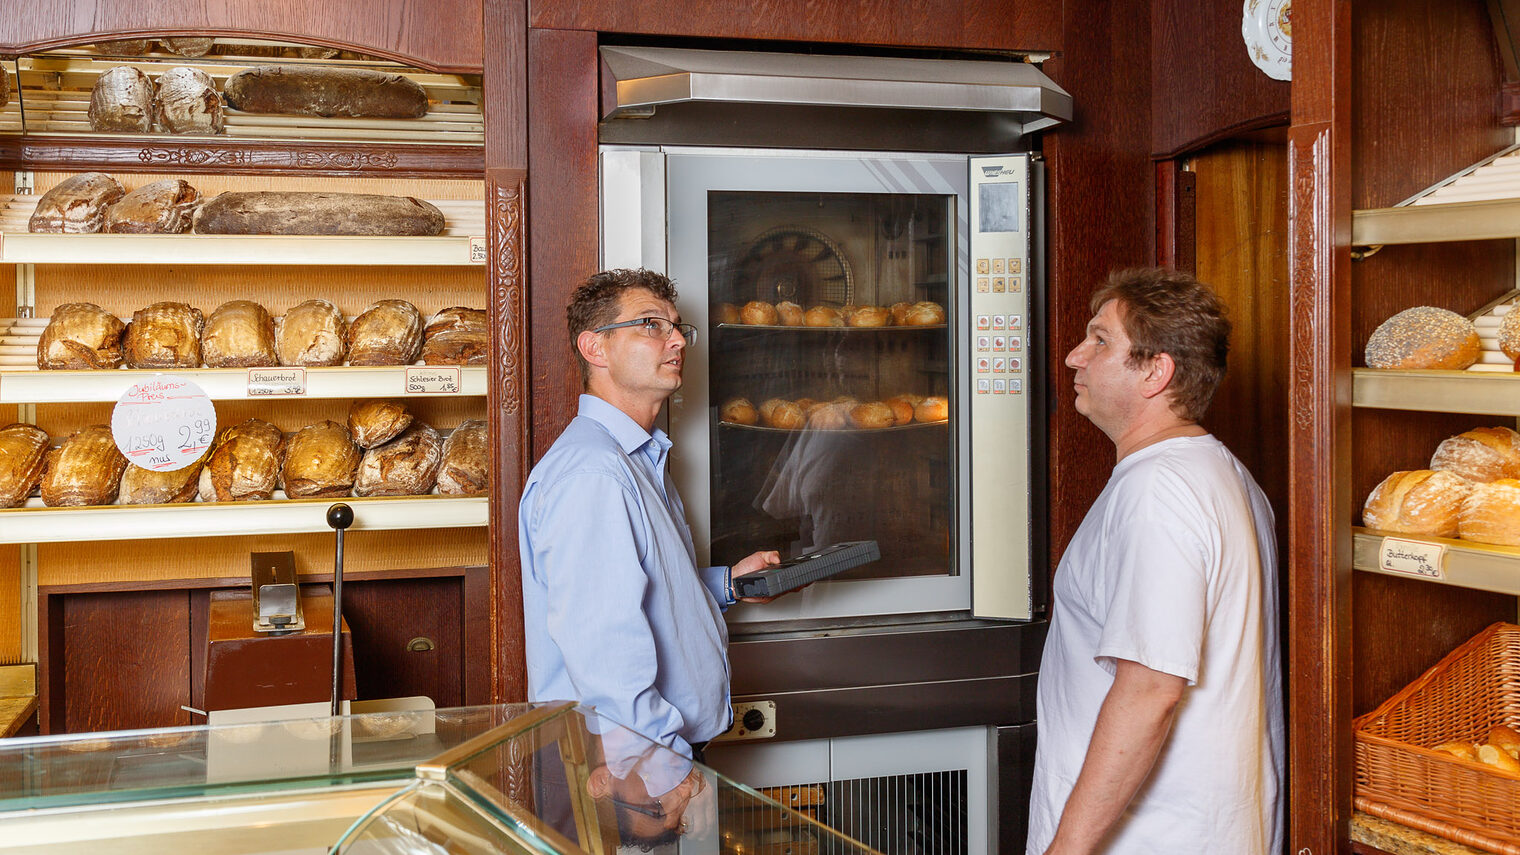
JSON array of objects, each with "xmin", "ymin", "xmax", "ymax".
[{"xmin": 666, "ymin": 149, "xmax": 970, "ymax": 622}]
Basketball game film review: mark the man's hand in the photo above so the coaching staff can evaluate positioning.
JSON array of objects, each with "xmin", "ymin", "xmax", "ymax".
[
  {"xmin": 730, "ymin": 550, "xmax": 781, "ymax": 603},
  {"xmin": 652, "ymin": 766, "xmax": 707, "ymax": 833}
]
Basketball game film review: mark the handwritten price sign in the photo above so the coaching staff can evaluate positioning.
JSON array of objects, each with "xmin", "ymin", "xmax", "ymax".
[{"xmin": 110, "ymin": 375, "xmax": 217, "ymax": 472}]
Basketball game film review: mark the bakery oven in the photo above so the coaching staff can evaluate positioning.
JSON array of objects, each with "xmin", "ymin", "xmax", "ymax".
[{"xmin": 595, "ymin": 45, "xmax": 1068, "ymax": 852}]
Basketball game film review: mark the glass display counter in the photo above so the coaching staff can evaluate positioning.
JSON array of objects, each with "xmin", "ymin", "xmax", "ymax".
[{"xmin": 0, "ymin": 702, "xmax": 875, "ymax": 855}]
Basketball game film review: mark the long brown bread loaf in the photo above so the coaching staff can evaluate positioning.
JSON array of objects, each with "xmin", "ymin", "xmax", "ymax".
[
  {"xmin": 154, "ymin": 67, "xmax": 223, "ymax": 135},
  {"xmin": 160, "ymin": 37, "xmax": 215, "ymax": 57},
  {"xmin": 88, "ymin": 66, "xmax": 154, "ymax": 132},
  {"xmin": 348, "ymin": 399, "xmax": 412, "ymax": 449},
  {"xmin": 193, "ymin": 191, "xmax": 446, "ymax": 236},
  {"xmin": 275, "ymin": 299, "xmax": 346, "ymax": 366},
  {"xmin": 354, "ymin": 422, "xmax": 441, "ymax": 497},
  {"xmin": 437, "ymin": 420, "xmax": 488, "ymax": 496},
  {"xmin": 282, "ymin": 421, "xmax": 360, "ymax": 499},
  {"xmin": 0, "ymin": 423, "xmax": 49, "ymax": 508},
  {"xmin": 421, "ymin": 307, "xmax": 487, "ymax": 365},
  {"xmin": 37, "ymin": 303, "xmax": 126, "ymax": 370},
  {"xmin": 124, "ymin": 301, "xmax": 204, "ymax": 368},
  {"xmin": 347, "ymin": 299, "xmax": 422, "ymax": 365},
  {"xmin": 198, "ymin": 419, "xmax": 285, "ymax": 502},
  {"xmin": 117, "ymin": 460, "xmax": 203, "ymax": 505},
  {"xmin": 40, "ymin": 426, "xmax": 128, "ymax": 507},
  {"xmin": 223, "ymin": 65, "xmax": 429, "ymax": 118},
  {"xmin": 93, "ymin": 40, "xmax": 153, "ymax": 56},
  {"xmin": 202, "ymin": 300, "xmax": 277, "ymax": 368},
  {"xmin": 104, "ymin": 179, "xmax": 201, "ymax": 234},
  {"xmin": 0, "ymin": 66, "xmax": 9, "ymax": 110},
  {"xmin": 29, "ymin": 173, "xmax": 126, "ymax": 233}
]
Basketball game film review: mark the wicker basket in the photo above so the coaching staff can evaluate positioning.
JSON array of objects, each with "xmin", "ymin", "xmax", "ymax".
[{"xmin": 1354, "ymin": 622, "xmax": 1520, "ymax": 853}]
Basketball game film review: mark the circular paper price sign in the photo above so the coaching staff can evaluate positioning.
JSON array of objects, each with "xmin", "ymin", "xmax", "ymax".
[{"xmin": 110, "ymin": 375, "xmax": 217, "ymax": 472}]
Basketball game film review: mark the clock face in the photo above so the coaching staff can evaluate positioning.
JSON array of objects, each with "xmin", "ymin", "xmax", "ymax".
[{"xmin": 1243, "ymin": 0, "xmax": 1292, "ymax": 81}]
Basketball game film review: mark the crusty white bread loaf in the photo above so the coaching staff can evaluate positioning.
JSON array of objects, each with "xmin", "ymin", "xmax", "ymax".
[
  {"xmin": 202, "ymin": 300, "xmax": 277, "ymax": 368},
  {"xmin": 117, "ymin": 460, "xmax": 203, "ymax": 505},
  {"xmin": 1430, "ymin": 426, "xmax": 1520, "ymax": 483},
  {"xmin": 0, "ymin": 423, "xmax": 49, "ymax": 508},
  {"xmin": 348, "ymin": 399, "xmax": 413, "ymax": 449},
  {"xmin": 223, "ymin": 65, "xmax": 429, "ymax": 119},
  {"xmin": 0, "ymin": 66, "xmax": 9, "ymax": 110},
  {"xmin": 29, "ymin": 173, "xmax": 126, "ymax": 234},
  {"xmin": 40, "ymin": 426, "xmax": 127, "ymax": 507},
  {"xmin": 437, "ymin": 420, "xmax": 489, "ymax": 496},
  {"xmin": 88, "ymin": 66, "xmax": 154, "ymax": 132},
  {"xmin": 1363, "ymin": 469, "xmax": 1472, "ymax": 538},
  {"xmin": 1459, "ymin": 478, "xmax": 1520, "ymax": 546},
  {"xmin": 37, "ymin": 303, "xmax": 126, "ymax": 370},
  {"xmin": 154, "ymin": 66, "xmax": 223, "ymax": 135},
  {"xmin": 276, "ymin": 299, "xmax": 347, "ymax": 367},
  {"xmin": 104, "ymin": 178, "xmax": 201, "ymax": 234},
  {"xmin": 124, "ymin": 301, "xmax": 204, "ymax": 368},
  {"xmin": 1364, "ymin": 306, "xmax": 1481, "ymax": 370},
  {"xmin": 193, "ymin": 191, "xmax": 446, "ymax": 236}
]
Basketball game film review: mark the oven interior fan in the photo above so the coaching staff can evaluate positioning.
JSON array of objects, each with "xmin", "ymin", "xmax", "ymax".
[{"xmin": 733, "ymin": 226, "xmax": 854, "ymax": 307}]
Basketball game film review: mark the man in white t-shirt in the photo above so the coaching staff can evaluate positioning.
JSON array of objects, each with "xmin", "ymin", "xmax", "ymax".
[{"xmin": 1026, "ymin": 268, "xmax": 1283, "ymax": 855}]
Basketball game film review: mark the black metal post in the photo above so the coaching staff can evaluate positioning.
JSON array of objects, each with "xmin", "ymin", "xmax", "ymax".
[{"xmin": 326, "ymin": 503, "xmax": 354, "ymax": 717}]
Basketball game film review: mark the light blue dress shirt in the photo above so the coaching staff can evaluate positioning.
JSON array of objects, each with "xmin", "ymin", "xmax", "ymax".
[{"xmin": 520, "ymin": 395, "xmax": 733, "ymax": 783}]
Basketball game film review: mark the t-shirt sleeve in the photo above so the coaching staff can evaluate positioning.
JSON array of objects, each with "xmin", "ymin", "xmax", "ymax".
[{"xmin": 1093, "ymin": 465, "xmax": 1214, "ymax": 684}]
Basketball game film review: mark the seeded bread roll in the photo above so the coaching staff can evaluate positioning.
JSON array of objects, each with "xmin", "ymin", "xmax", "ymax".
[
  {"xmin": 276, "ymin": 299, "xmax": 347, "ymax": 367},
  {"xmin": 202, "ymin": 300, "xmax": 277, "ymax": 368},
  {"xmin": 720, "ymin": 398, "xmax": 759, "ymax": 425},
  {"xmin": 88, "ymin": 66, "xmax": 154, "ymax": 132},
  {"xmin": 775, "ymin": 301, "xmax": 805, "ymax": 326},
  {"xmin": 117, "ymin": 460, "xmax": 203, "ymax": 505},
  {"xmin": 437, "ymin": 419, "xmax": 489, "ymax": 496},
  {"xmin": 282, "ymin": 420, "xmax": 360, "ymax": 499},
  {"xmin": 1364, "ymin": 306, "xmax": 1481, "ymax": 370},
  {"xmin": 348, "ymin": 399, "xmax": 413, "ymax": 449},
  {"xmin": 0, "ymin": 423, "xmax": 49, "ymax": 508},
  {"xmin": 354, "ymin": 422, "xmax": 442, "ymax": 497},
  {"xmin": 1362, "ymin": 469, "xmax": 1472, "ymax": 538},
  {"xmin": 40, "ymin": 426, "xmax": 127, "ymax": 507},
  {"xmin": 804, "ymin": 306, "xmax": 844, "ymax": 328},
  {"xmin": 1497, "ymin": 307, "xmax": 1520, "ymax": 363},
  {"xmin": 37, "ymin": 303, "xmax": 125, "ymax": 370},
  {"xmin": 223, "ymin": 65, "xmax": 429, "ymax": 119},
  {"xmin": 160, "ymin": 37, "xmax": 215, "ymax": 57},
  {"xmin": 124, "ymin": 301, "xmax": 204, "ymax": 368},
  {"xmin": 199, "ymin": 418, "xmax": 285, "ymax": 502},
  {"xmin": 421, "ymin": 307, "xmax": 487, "ymax": 365},
  {"xmin": 741, "ymin": 301, "xmax": 779, "ymax": 326},
  {"xmin": 347, "ymin": 299, "xmax": 422, "ymax": 366},
  {"xmin": 1430, "ymin": 426, "xmax": 1520, "ymax": 483},
  {"xmin": 29, "ymin": 173, "xmax": 126, "ymax": 233},
  {"xmin": 154, "ymin": 66, "xmax": 223, "ymax": 135},
  {"xmin": 1459, "ymin": 478, "xmax": 1520, "ymax": 546},
  {"xmin": 104, "ymin": 179, "xmax": 201, "ymax": 234},
  {"xmin": 194, "ymin": 191, "xmax": 446, "ymax": 236}
]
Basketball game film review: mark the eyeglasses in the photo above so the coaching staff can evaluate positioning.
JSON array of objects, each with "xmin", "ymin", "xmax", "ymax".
[
  {"xmin": 608, "ymin": 795, "xmax": 666, "ymax": 819},
  {"xmin": 593, "ymin": 316, "xmax": 698, "ymax": 346}
]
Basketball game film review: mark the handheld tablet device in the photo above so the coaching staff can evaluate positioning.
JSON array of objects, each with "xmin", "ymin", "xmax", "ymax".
[{"xmin": 731, "ymin": 540, "xmax": 881, "ymax": 599}]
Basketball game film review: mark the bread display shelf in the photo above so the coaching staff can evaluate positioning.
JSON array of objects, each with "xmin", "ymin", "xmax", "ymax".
[
  {"xmin": 1352, "ymin": 368, "xmax": 1520, "ymax": 415},
  {"xmin": 715, "ymin": 323, "xmax": 948, "ymax": 333},
  {"xmin": 0, "ymin": 494, "xmax": 487, "ymax": 544},
  {"xmin": 718, "ymin": 420, "xmax": 947, "ymax": 434},
  {"xmin": 1353, "ymin": 144, "xmax": 1520, "ymax": 245},
  {"xmin": 0, "ymin": 367, "xmax": 486, "ymax": 405},
  {"xmin": 0, "ymin": 232, "xmax": 483, "ymax": 265},
  {"xmin": 1353, "ymin": 528, "xmax": 1520, "ymax": 597}
]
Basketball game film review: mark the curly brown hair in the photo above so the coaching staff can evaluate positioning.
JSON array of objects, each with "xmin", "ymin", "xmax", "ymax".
[
  {"xmin": 1090, "ymin": 268, "xmax": 1230, "ymax": 422},
  {"xmin": 566, "ymin": 268, "xmax": 680, "ymax": 388}
]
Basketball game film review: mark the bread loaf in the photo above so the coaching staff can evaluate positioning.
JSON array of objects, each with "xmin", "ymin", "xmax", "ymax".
[
  {"xmin": 905, "ymin": 301, "xmax": 947, "ymax": 326},
  {"xmin": 888, "ymin": 302, "xmax": 914, "ymax": 326},
  {"xmin": 202, "ymin": 300, "xmax": 277, "ymax": 368},
  {"xmin": 223, "ymin": 65, "xmax": 429, "ymax": 119},
  {"xmin": 850, "ymin": 402, "xmax": 896, "ymax": 429},
  {"xmin": 29, "ymin": 173, "xmax": 126, "ymax": 233},
  {"xmin": 124, "ymin": 301, "xmax": 204, "ymax": 368},
  {"xmin": 885, "ymin": 394, "xmax": 923, "ymax": 426},
  {"xmin": 282, "ymin": 420, "xmax": 360, "ymax": 499},
  {"xmin": 347, "ymin": 299, "xmax": 422, "ymax": 366},
  {"xmin": 807, "ymin": 402, "xmax": 852, "ymax": 430},
  {"xmin": 1362, "ymin": 470, "xmax": 1472, "ymax": 537},
  {"xmin": 1430, "ymin": 426, "xmax": 1520, "ymax": 483},
  {"xmin": 194, "ymin": 191, "xmax": 446, "ymax": 236},
  {"xmin": 40, "ymin": 426, "xmax": 127, "ymax": 507},
  {"xmin": 715, "ymin": 303, "xmax": 741, "ymax": 324},
  {"xmin": 776, "ymin": 301, "xmax": 804, "ymax": 326},
  {"xmin": 93, "ymin": 39, "xmax": 153, "ymax": 55},
  {"xmin": 915, "ymin": 396, "xmax": 949, "ymax": 423},
  {"xmin": 0, "ymin": 423, "xmax": 49, "ymax": 508},
  {"xmin": 421, "ymin": 307, "xmax": 488, "ymax": 365},
  {"xmin": 348, "ymin": 399, "xmax": 413, "ymax": 449},
  {"xmin": 1478, "ymin": 743, "xmax": 1520, "ymax": 774},
  {"xmin": 720, "ymin": 398, "xmax": 759, "ymax": 425},
  {"xmin": 847, "ymin": 305, "xmax": 891, "ymax": 328},
  {"xmin": 117, "ymin": 460, "xmax": 203, "ymax": 505},
  {"xmin": 1364, "ymin": 307, "xmax": 1481, "ymax": 370},
  {"xmin": 437, "ymin": 419, "xmax": 489, "ymax": 496},
  {"xmin": 276, "ymin": 299, "xmax": 347, "ymax": 367},
  {"xmin": 1434, "ymin": 742, "xmax": 1479, "ymax": 762},
  {"xmin": 37, "ymin": 303, "xmax": 125, "ymax": 370},
  {"xmin": 199, "ymin": 418, "xmax": 285, "ymax": 502},
  {"xmin": 154, "ymin": 66, "xmax": 223, "ymax": 135},
  {"xmin": 1459, "ymin": 478, "xmax": 1520, "ymax": 546},
  {"xmin": 803, "ymin": 306, "xmax": 844, "ymax": 328},
  {"xmin": 104, "ymin": 178, "xmax": 201, "ymax": 234},
  {"xmin": 354, "ymin": 422, "xmax": 442, "ymax": 497},
  {"xmin": 88, "ymin": 66, "xmax": 154, "ymax": 133},
  {"xmin": 160, "ymin": 37, "xmax": 215, "ymax": 57},
  {"xmin": 1489, "ymin": 725, "xmax": 1520, "ymax": 758},
  {"xmin": 741, "ymin": 301, "xmax": 779, "ymax": 325},
  {"xmin": 0, "ymin": 66, "xmax": 9, "ymax": 110}
]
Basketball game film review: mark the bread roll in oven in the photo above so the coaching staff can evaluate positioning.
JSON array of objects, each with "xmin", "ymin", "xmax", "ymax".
[
  {"xmin": 885, "ymin": 394, "xmax": 923, "ymax": 426},
  {"xmin": 846, "ymin": 305, "xmax": 891, "ymax": 328},
  {"xmin": 348, "ymin": 399, "xmax": 413, "ymax": 449},
  {"xmin": 904, "ymin": 301, "xmax": 947, "ymax": 326},
  {"xmin": 1362, "ymin": 469, "xmax": 1472, "ymax": 538},
  {"xmin": 0, "ymin": 423, "xmax": 49, "ymax": 508},
  {"xmin": 40, "ymin": 425, "xmax": 127, "ymax": 507},
  {"xmin": 1458, "ymin": 478, "xmax": 1520, "ymax": 546},
  {"xmin": 1363, "ymin": 306, "xmax": 1481, "ymax": 370},
  {"xmin": 914, "ymin": 396, "xmax": 949, "ymax": 423},
  {"xmin": 720, "ymin": 398, "xmax": 759, "ymax": 426},
  {"xmin": 1430, "ymin": 426, "xmax": 1520, "ymax": 483},
  {"xmin": 104, "ymin": 178, "xmax": 201, "ymax": 234},
  {"xmin": 803, "ymin": 306, "xmax": 844, "ymax": 328},
  {"xmin": 850, "ymin": 402, "xmax": 896, "ymax": 429},
  {"xmin": 202, "ymin": 300, "xmax": 277, "ymax": 368},
  {"xmin": 807, "ymin": 402, "xmax": 852, "ymax": 431},
  {"xmin": 438, "ymin": 420, "xmax": 489, "ymax": 496},
  {"xmin": 421, "ymin": 307, "xmax": 488, "ymax": 365},
  {"xmin": 199, "ymin": 418, "xmax": 285, "ymax": 502},
  {"xmin": 347, "ymin": 299, "xmax": 423, "ymax": 366},
  {"xmin": 118, "ymin": 460, "xmax": 203, "ymax": 505},
  {"xmin": 354, "ymin": 422, "xmax": 442, "ymax": 497},
  {"xmin": 282, "ymin": 420, "xmax": 360, "ymax": 499},
  {"xmin": 775, "ymin": 302, "xmax": 804, "ymax": 326},
  {"xmin": 276, "ymin": 299, "xmax": 347, "ymax": 367},
  {"xmin": 740, "ymin": 301, "xmax": 779, "ymax": 326},
  {"xmin": 88, "ymin": 66, "xmax": 154, "ymax": 132},
  {"xmin": 124, "ymin": 301, "xmax": 204, "ymax": 368},
  {"xmin": 715, "ymin": 303, "xmax": 741, "ymax": 325},
  {"xmin": 29, "ymin": 173, "xmax": 126, "ymax": 234},
  {"xmin": 154, "ymin": 66, "xmax": 223, "ymax": 135},
  {"xmin": 37, "ymin": 303, "xmax": 126, "ymax": 370}
]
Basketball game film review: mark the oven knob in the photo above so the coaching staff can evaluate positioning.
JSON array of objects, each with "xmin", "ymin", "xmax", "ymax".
[{"xmin": 742, "ymin": 708, "xmax": 767, "ymax": 732}]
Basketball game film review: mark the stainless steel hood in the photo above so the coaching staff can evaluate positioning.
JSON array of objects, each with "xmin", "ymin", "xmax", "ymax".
[{"xmin": 599, "ymin": 46, "xmax": 1072, "ymax": 152}]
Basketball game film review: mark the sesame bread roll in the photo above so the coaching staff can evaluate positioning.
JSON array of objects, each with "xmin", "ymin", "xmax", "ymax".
[
  {"xmin": 1430, "ymin": 426, "xmax": 1520, "ymax": 483},
  {"xmin": 1363, "ymin": 306, "xmax": 1481, "ymax": 370},
  {"xmin": 1363, "ymin": 469, "xmax": 1472, "ymax": 538}
]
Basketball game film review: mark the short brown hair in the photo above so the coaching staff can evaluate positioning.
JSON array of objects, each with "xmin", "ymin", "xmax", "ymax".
[
  {"xmin": 567, "ymin": 268, "xmax": 680, "ymax": 387},
  {"xmin": 1090, "ymin": 268, "xmax": 1230, "ymax": 422}
]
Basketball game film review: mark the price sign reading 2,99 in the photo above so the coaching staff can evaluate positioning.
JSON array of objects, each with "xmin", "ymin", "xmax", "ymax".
[{"xmin": 110, "ymin": 375, "xmax": 218, "ymax": 472}]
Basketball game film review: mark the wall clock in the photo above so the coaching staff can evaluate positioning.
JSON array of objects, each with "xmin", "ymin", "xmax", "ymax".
[{"xmin": 1243, "ymin": 0, "xmax": 1292, "ymax": 81}]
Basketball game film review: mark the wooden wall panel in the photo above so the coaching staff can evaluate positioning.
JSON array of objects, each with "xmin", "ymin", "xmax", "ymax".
[
  {"xmin": 1041, "ymin": 0, "xmax": 1155, "ymax": 565},
  {"xmin": 0, "ymin": 0, "xmax": 484, "ymax": 73},
  {"xmin": 528, "ymin": 0, "xmax": 1061, "ymax": 52},
  {"xmin": 344, "ymin": 576, "xmax": 464, "ymax": 705},
  {"xmin": 1151, "ymin": 0, "xmax": 1290, "ymax": 158},
  {"xmin": 62, "ymin": 590, "xmax": 191, "ymax": 732}
]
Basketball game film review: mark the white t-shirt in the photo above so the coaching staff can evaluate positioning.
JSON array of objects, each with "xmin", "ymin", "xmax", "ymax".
[{"xmin": 1026, "ymin": 434, "xmax": 1283, "ymax": 855}]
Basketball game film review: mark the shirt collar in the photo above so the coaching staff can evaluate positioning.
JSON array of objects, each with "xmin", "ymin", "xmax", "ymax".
[{"xmin": 578, "ymin": 394, "xmax": 671, "ymax": 457}]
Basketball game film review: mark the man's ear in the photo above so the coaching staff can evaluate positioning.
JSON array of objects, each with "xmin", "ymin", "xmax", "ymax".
[
  {"xmin": 586, "ymin": 764, "xmax": 614, "ymax": 798},
  {"xmin": 577, "ymin": 329, "xmax": 609, "ymax": 371},
  {"xmin": 1138, "ymin": 352, "xmax": 1177, "ymax": 400}
]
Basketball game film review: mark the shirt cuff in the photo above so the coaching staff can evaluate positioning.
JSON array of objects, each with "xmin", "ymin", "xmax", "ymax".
[{"xmin": 700, "ymin": 565, "xmax": 736, "ymax": 609}]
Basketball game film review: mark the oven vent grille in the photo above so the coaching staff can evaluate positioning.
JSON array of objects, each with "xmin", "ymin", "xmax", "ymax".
[{"xmin": 746, "ymin": 770, "xmax": 969, "ymax": 855}]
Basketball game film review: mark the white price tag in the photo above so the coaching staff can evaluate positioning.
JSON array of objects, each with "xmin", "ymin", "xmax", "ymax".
[
  {"xmin": 247, "ymin": 367, "xmax": 306, "ymax": 396},
  {"xmin": 110, "ymin": 375, "xmax": 217, "ymax": 472},
  {"xmin": 1378, "ymin": 536, "xmax": 1446, "ymax": 580},
  {"xmin": 405, "ymin": 366, "xmax": 462, "ymax": 394},
  {"xmin": 468, "ymin": 236, "xmax": 488, "ymax": 264}
]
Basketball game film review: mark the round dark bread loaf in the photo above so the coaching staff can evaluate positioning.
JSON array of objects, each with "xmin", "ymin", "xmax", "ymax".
[
  {"xmin": 438, "ymin": 420, "xmax": 488, "ymax": 496},
  {"xmin": 160, "ymin": 37, "xmax": 215, "ymax": 57},
  {"xmin": 347, "ymin": 299, "xmax": 423, "ymax": 366},
  {"xmin": 104, "ymin": 179, "xmax": 201, "ymax": 234},
  {"xmin": 223, "ymin": 65, "xmax": 429, "ymax": 119},
  {"xmin": 89, "ymin": 66, "xmax": 154, "ymax": 132},
  {"xmin": 354, "ymin": 422, "xmax": 442, "ymax": 497},
  {"xmin": 29, "ymin": 173, "xmax": 125, "ymax": 234},
  {"xmin": 421, "ymin": 307, "xmax": 487, "ymax": 365},
  {"xmin": 193, "ymin": 191, "xmax": 446, "ymax": 236}
]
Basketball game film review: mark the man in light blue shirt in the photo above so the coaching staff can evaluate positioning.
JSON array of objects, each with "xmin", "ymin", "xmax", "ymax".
[{"xmin": 519, "ymin": 268, "xmax": 779, "ymax": 816}]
